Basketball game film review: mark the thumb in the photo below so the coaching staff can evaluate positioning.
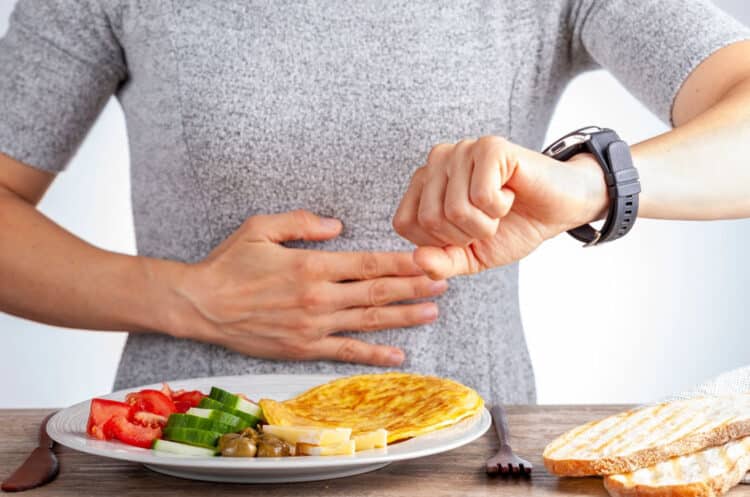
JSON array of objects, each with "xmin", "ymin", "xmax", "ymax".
[
  {"xmin": 243, "ymin": 209, "xmax": 342, "ymax": 243},
  {"xmin": 413, "ymin": 245, "xmax": 478, "ymax": 280}
]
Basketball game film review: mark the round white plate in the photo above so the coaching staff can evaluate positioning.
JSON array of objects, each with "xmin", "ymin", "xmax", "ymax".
[{"xmin": 48, "ymin": 374, "xmax": 490, "ymax": 483}]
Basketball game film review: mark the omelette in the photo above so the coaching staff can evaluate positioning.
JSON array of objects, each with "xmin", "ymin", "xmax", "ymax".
[{"xmin": 259, "ymin": 372, "xmax": 484, "ymax": 443}]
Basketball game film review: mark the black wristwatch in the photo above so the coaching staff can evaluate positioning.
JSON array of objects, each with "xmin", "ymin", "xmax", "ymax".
[{"xmin": 542, "ymin": 126, "xmax": 641, "ymax": 246}]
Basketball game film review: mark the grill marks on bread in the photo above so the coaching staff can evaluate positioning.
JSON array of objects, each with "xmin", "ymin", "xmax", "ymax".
[
  {"xmin": 604, "ymin": 437, "xmax": 750, "ymax": 497},
  {"xmin": 544, "ymin": 394, "xmax": 750, "ymax": 476}
]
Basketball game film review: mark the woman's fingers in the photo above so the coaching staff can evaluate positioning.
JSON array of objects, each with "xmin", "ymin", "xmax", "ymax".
[
  {"xmin": 304, "ymin": 250, "xmax": 423, "ymax": 281},
  {"xmin": 393, "ymin": 167, "xmax": 445, "ymax": 246},
  {"xmin": 326, "ymin": 276, "xmax": 448, "ymax": 309},
  {"xmin": 445, "ymin": 157, "xmax": 500, "ymax": 240},
  {"xmin": 325, "ymin": 302, "xmax": 438, "ymax": 334},
  {"xmin": 311, "ymin": 337, "xmax": 406, "ymax": 366},
  {"xmin": 417, "ymin": 170, "xmax": 474, "ymax": 246},
  {"xmin": 470, "ymin": 137, "xmax": 515, "ymax": 218},
  {"xmin": 413, "ymin": 245, "xmax": 481, "ymax": 280}
]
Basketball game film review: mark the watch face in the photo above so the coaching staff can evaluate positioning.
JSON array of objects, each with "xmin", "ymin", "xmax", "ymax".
[{"xmin": 542, "ymin": 126, "xmax": 603, "ymax": 160}]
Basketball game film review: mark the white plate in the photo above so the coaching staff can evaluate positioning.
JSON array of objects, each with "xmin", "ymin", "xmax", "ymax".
[{"xmin": 48, "ymin": 374, "xmax": 490, "ymax": 483}]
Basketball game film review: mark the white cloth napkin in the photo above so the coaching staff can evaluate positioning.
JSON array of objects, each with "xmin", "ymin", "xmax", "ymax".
[{"xmin": 662, "ymin": 366, "xmax": 750, "ymax": 484}]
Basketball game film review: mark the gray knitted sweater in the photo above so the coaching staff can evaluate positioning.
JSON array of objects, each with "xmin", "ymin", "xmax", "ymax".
[{"xmin": 0, "ymin": 0, "xmax": 746, "ymax": 403}]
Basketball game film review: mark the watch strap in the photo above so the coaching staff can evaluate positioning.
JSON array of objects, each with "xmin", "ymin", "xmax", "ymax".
[{"xmin": 543, "ymin": 127, "xmax": 641, "ymax": 246}]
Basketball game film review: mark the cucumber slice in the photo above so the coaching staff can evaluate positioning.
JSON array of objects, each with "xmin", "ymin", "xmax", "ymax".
[
  {"xmin": 152, "ymin": 438, "xmax": 218, "ymax": 457},
  {"xmin": 162, "ymin": 427, "xmax": 221, "ymax": 450},
  {"xmin": 199, "ymin": 397, "xmax": 261, "ymax": 427},
  {"xmin": 165, "ymin": 413, "xmax": 237, "ymax": 434},
  {"xmin": 183, "ymin": 408, "xmax": 248, "ymax": 431},
  {"xmin": 209, "ymin": 387, "xmax": 263, "ymax": 419}
]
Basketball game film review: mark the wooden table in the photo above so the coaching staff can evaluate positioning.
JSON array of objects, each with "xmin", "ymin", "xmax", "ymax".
[{"xmin": 2, "ymin": 406, "xmax": 749, "ymax": 496}]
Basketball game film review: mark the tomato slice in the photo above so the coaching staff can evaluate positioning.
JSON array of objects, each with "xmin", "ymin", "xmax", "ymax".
[
  {"xmin": 125, "ymin": 389, "xmax": 177, "ymax": 417},
  {"xmin": 103, "ymin": 415, "xmax": 162, "ymax": 448},
  {"xmin": 129, "ymin": 409, "xmax": 168, "ymax": 428},
  {"xmin": 172, "ymin": 390, "xmax": 205, "ymax": 412},
  {"xmin": 87, "ymin": 399, "xmax": 131, "ymax": 440}
]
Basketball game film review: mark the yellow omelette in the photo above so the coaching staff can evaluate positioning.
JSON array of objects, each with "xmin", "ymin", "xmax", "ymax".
[{"xmin": 259, "ymin": 372, "xmax": 484, "ymax": 443}]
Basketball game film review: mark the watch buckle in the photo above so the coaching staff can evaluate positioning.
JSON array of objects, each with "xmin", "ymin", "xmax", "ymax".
[{"xmin": 583, "ymin": 230, "xmax": 602, "ymax": 247}]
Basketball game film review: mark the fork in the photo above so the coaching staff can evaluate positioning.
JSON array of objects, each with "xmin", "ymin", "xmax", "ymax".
[{"xmin": 485, "ymin": 405, "xmax": 532, "ymax": 476}]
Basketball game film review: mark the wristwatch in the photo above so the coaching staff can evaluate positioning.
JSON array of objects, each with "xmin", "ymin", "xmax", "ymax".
[{"xmin": 542, "ymin": 126, "xmax": 641, "ymax": 246}]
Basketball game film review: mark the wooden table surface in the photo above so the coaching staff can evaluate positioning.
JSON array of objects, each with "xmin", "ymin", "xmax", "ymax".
[{"xmin": 2, "ymin": 406, "xmax": 749, "ymax": 497}]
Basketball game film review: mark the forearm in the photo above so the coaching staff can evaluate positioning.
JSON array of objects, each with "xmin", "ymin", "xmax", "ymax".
[
  {"xmin": 0, "ymin": 187, "xmax": 191, "ymax": 335},
  {"xmin": 631, "ymin": 78, "xmax": 750, "ymax": 220}
]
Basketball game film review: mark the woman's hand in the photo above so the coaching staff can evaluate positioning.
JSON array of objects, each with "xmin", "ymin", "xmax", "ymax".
[
  {"xmin": 393, "ymin": 136, "xmax": 608, "ymax": 279},
  {"xmin": 172, "ymin": 210, "xmax": 447, "ymax": 366}
]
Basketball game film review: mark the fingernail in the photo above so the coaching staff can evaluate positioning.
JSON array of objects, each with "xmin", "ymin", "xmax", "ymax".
[
  {"xmin": 429, "ymin": 280, "xmax": 448, "ymax": 293},
  {"xmin": 421, "ymin": 304, "xmax": 439, "ymax": 320},
  {"xmin": 387, "ymin": 350, "xmax": 405, "ymax": 365},
  {"xmin": 320, "ymin": 217, "xmax": 341, "ymax": 230}
]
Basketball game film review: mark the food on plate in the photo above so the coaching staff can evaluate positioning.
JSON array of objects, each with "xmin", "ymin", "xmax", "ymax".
[
  {"xmin": 217, "ymin": 427, "xmax": 295, "ymax": 458},
  {"xmin": 162, "ymin": 427, "xmax": 222, "ymax": 450},
  {"xmin": 261, "ymin": 425, "xmax": 352, "ymax": 446},
  {"xmin": 352, "ymin": 429, "xmax": 388, "ymax": 451},
  {"xmin": 86, "ymin": 398, "xmax": 131, "ymax": 440},
  {"xmin": 103, "ymin": 414, "xmax": 163, "ymax": 448},
  {"xmin": 209, "ymin": 387, "xmax": 264, "ymax": 420},
  {"xmin": 199, "ymin": 396, "xmax": 261, "ymax": 426},
  {"xmin": 297, "ymin": 440, "xmax": 356, "ymax": 456},
  {"xmin": 87, "ymin": 385, "xmax": 206, "ymax": 449},
  {"xmin": 125, "ymin": 389, "xmax": 177, "ymax": 418},
  {"xmin": 87, "ymin": 373, "xmax": 483, "ymax": 458},
  {"xmin": 604, "ymin": 436, "xmax": 750, "ymax": 497},
  {"xmin": 259, "ymin": 372, "xmax": 484, "ymax": 443},
  {"xmin": 218, "ymin": 429, "xmax": 259, "ymax": 457},
  {"xmin": 152, "ymin": 439, "xmax": 218, "ymax": 457},
  {"xmin": 543, "ymin": 393, "xmax": 750, "ymax": 476}
]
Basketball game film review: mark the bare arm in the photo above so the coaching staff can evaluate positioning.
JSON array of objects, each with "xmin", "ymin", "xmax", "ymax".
[
  {"xmin": 394, "ymin": 40, "xmax": 750, "ymax": 279},
  {"xmin": 0, "ymin": 153, "xmax": 445, "ymax": 366},
  {"xmin": 633, "ymin": 40, "xmax": 750, "ymax": 220},
  {"xmin": 0, "ymin": 153, "xmax": 189, "ymax": 332}
]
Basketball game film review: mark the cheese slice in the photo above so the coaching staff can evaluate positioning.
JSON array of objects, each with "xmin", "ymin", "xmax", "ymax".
[
  {"xmin": 353, "ymin": 429, "xmax": 388, "ymax": 451},
  {"xmin": 262, "ymin": 425, "xmax": 351, "ymax": 446},
  {"xmin": 297, "ymin": 440, "xmax": 356, "ymax": 456}
]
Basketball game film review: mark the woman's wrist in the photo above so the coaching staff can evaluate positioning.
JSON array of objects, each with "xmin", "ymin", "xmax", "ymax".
[
  {"xmin": 136, "ymin": 257, "xmax": 217, "ymax": 341},
  {"xmin": 567, "ymin": 153, "xmax": 609, "ymax": 227}
]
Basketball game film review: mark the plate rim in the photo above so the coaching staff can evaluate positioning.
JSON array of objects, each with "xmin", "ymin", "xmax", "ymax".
[{"xmin": 48, "ymin": 374, "xmax": 490, "ymax": 470}]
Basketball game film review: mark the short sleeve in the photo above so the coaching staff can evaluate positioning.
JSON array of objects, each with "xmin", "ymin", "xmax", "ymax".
[
  {"xmin": 0, "ymin": 0, "xmax": 126, "ymax": 173},
  {"xmin": 570, "ymin": 0, "xmax": 750, "ymax": 125}
]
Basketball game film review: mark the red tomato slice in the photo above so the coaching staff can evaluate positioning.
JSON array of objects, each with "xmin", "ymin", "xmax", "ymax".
[
  {"xmin": 160, "ymin": 383, "xmax": 175, "ymax": 398},
  {"xmin": 87, "ymin": 399, "xmax": 131, "ymax": 440},
  {"xmin": 125, "ymin": 389, "xmax": 177, "ymax": 417},
  {"xmin": 129, "ymin": 409, "xmax": 168, "ymax": 428},
  {"xmin": 173, "ymin": 401, "xmax": 192, "ymax": 414},
  {"xmin": 103, "ymin": 415, "xmax": 162, "ymax": 449},
  {"xmin": 172, "ymin": 390, "xmax": 205, "ymax": 409}
]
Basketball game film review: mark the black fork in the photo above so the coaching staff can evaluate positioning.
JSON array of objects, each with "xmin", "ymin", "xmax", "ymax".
[{"xmin": 485, "ymin": 405, "xmax": 532, "ymax": 476}]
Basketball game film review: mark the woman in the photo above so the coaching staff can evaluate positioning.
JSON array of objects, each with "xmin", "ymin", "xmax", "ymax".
[{"xmin": 0, "ymin": 0, "xmax": 748, "ymax": 404}]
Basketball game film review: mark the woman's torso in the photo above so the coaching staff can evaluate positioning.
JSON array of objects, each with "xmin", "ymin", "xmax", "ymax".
[{"xmin": 112, "ymin": 0, "xmax": 579, "ymax": 403}]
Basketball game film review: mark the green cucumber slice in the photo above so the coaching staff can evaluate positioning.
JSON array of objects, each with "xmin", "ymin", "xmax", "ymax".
[
  {"xmin": 199, "ymin": 397, "xmax": 261, "ymax": 427},
  {"xmin": 184, "ymin": 408, "xmax": 247, "ymax": 431},
  {"xmin": 165, "ymin": 413, "xmax": 237, "ymax": 434},
  {"xmin": 152, "ymin": 438, "xmax": 217, "ymax": 457},
  {"xmin": 162, "ymin": 427, "xmax": 221, "ymax": 449},
  {"xmin": 209, "ymin": 387, "xmax": 263, "ymax": 419}
]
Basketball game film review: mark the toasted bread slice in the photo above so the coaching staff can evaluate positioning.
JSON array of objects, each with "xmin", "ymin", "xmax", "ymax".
[
  {"xmin": 604, "ymin": 436, "xmax": 750, "ymax": 497},
  {"xmin": 543, "ymin": 394, "xmax": 750, "ymax": 476}
]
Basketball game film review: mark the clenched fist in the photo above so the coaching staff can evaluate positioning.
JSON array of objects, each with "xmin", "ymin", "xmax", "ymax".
[{"xmin": 393, "ymin": 136, "xmax": 608, "ymax": 279}]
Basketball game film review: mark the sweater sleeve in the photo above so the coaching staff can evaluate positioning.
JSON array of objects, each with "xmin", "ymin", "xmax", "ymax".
[
  {"xmin": 0, "ymin": 0, "xmax": 126, "ymax": 173},
  {"xmin": 569, "ymin": 0, "xmax": 750, "ymax": 125}
]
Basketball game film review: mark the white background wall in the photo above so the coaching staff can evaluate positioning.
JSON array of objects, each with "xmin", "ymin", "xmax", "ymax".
[{"xmin": 1, "ymin": 1, "xmax": 748, "ymax": 407}]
